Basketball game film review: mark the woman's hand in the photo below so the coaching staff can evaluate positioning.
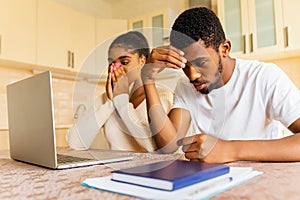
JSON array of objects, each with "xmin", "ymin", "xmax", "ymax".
[
  {"xmin": 106, "ymin": 64, "xmax": 113, "ymax": 100},
  {"xmin": 105, "ymin": 63, "xmax": 129, "ymax": 100}
]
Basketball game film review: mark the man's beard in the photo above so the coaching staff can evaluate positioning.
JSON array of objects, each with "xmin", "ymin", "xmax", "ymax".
[{"xmin": 198, "ymin": 59, "xmax": 223, "ymax": 94}]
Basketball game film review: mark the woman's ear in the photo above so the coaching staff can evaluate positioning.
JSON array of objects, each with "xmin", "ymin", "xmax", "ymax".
[
  {"xmin": 139, "ymin": 55, "xmax": 147, "ymax": 66},
  {"xmin": 220, "ymin": 40, "xmax": 231, "ymax": 57}
]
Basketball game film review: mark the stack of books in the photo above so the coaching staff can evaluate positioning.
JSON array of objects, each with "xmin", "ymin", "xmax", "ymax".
[{"xmin": 82, "ymin": 159, "xmax": 262, "ymax": 199}]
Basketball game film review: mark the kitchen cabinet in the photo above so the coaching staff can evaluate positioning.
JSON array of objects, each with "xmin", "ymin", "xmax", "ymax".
[
  {"xmin": 0, "ymin": 0, "xmax": 36, "ymax": 64},
  {"xmin": 218, "ymin": 0, "xmax": 284, "ymax": 58},
  {"xmin": 69, "ymin": 10, "xmax": 95, "ymax": 73},
  {"xmin": 95, "ymin": 19, "xmax": 127, "ymax": 45},
  {"xmin": 93, "ymin": 18, "xmax": 127, "ymax": 76},
  {"xmin": 281, "ymin": 0, "xmax": 300, "ymax": 51},
  {"xmin": 37, "ymin": 0, "xmax": 95, "ymax": 71},
  {"xmin": 128, "ymin": 9, "xmax": 178, "ymax": 48},
  {"xmin": 80, "ymin": 18, "xmax": 127, "ymax": 76}
]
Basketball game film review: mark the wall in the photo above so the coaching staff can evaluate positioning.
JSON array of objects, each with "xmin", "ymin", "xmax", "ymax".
[
  {"xmin": 0, "ymin": 65, "xmax": 109, "ymax": 150},
  {"xmin": 271, "ymin": 56, "xmax": 300, "ymax": 88},
  {"xmin": 51, "ymin": 0, "xmax": 187, "ymax": 20}
]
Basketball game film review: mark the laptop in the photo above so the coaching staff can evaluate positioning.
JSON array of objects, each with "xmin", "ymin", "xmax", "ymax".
[{"xmin": 7, "ymin": 71, "xmax": 133, "ymax": 169}]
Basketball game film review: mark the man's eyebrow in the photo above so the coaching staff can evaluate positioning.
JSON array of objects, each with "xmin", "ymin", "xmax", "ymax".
[
  {"xmin": 189, "ymin": 57, "xmax": 208, "ymax": 66},
  {"xmin": 190, "ymin": 57, "xmax": 207, "ymax": 63}
]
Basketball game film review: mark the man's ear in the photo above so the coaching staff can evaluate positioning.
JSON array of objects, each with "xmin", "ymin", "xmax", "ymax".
[{"xmin": 220, "ymin": 40, "xmax": 231, "ymax": 57}]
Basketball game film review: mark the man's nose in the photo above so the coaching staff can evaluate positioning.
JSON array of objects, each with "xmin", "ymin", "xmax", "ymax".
[{"xmin": 186, "ymin": 66, "xmax": 202, "ymax": 82}]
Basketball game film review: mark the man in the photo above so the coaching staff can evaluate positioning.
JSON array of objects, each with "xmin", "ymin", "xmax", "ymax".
[{"xmin": 141, "ymin": 7, "xmax": 300, "ymax": 163}]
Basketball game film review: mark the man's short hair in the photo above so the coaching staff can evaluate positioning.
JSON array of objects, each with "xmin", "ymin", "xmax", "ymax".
[{"xmin": 170, "ymin": 7, "xmax": 226, "ymax": 51}]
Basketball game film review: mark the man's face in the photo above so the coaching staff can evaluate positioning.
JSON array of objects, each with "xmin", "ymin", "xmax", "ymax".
[{"xmin": 182, "ymin": 40, "xmax": 224, "ymax": 94}]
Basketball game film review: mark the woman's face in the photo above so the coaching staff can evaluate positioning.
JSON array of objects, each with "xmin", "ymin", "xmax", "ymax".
[{"xmin": 108, "ymin": 46, "xmax": 144, "ymax": 72}]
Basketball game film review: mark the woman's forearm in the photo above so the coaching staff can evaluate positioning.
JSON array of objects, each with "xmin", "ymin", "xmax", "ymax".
[{"xmin": 67, "ymin": 98, "xmax": 114, "ymax": 150}]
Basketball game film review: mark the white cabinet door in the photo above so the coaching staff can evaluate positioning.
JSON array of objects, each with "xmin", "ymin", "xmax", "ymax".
[
  {"xmin": 248, "ymin": 0, "xmax": 284, "ymax": 55},
  {"xmin": 93, "ymin": 19, "xmax": 127, "ymax": 76},
  {"xmin": 218, "ymin": 0, "xmax": 284, "ymax": 57},
  {"xmin": 128, "ymin": 9, "xmax": 178, "ymax": 48},
  {"xmin": 0, "ymin": 0, "xmax": 36, "ymax": 64},
  {"xmin": 218, "ymin": 0, "xmax": 248, "ymax": 56},
  {"xmin": 69, "ymin": 11, "xmax": 95, "ymax": 73},
  {"xmin": 37, "ymin": 0, "xmax": 71, "ymax": 68},
  {"xmin": 281, "ymin": 0, "xmax": 300, "ymax": 51},
  {"xmin": 37, "ymin": 0, "xmax": 95, "ymax": 71}
]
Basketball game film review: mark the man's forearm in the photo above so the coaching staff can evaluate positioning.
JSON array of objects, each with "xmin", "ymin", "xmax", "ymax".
[{"xmin": 234, "ymin": 134, "xmax": 300, "ymax": 162}]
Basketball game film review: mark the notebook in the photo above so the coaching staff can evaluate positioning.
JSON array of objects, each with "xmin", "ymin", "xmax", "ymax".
[
  {"xmin": 111, "ymin": 160, "xmax": 230, "ymax": 191},
  {"xmin": 83, "ymin": 167, "xmax": 262, "ymax": 199},
  {"xmin": 6, "ymin": 71, "xmax": 132, "ymax": 169}
]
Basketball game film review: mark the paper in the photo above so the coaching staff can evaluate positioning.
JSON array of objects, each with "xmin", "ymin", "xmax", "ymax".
[{"xmin": 82, "ymin": 167, "xmax": 262, "ymax": 200}]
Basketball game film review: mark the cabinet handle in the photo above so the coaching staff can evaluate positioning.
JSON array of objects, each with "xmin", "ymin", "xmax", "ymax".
[
  {"xmin": 0, "ymin": 35, "xmax": 2, "ymax": 54},
  {"xmin": 67, "ymin": 50, "xmax": 71, "ymax": 67},
  {"xmin": 249, "ymin": 33, "xmax": 253, "ymax": 53},
  {"xmin": 71, "ymin": 52, "xmax": 74, "ymax": 68},
  {"xmin": 284, "ymin": 26, "xmax": 289, "ymax": 48},
  {"xmin": 242, "ymin": 35, "xmax": 246, "ymax": 54}
]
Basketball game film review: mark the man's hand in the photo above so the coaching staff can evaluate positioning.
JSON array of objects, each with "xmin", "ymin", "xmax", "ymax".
[
  {"xmin": 142, "ymin": 45, "xmax": 187, "ymax": 83},
  {"xmin": 177, "ymin": 134, "xmax": 237, "ymax": 163}
]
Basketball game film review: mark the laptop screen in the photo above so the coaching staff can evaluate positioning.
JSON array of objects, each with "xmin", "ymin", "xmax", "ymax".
[{"xmin": 7, "ymin": 71, "xmax": 57, "ymax": 168}]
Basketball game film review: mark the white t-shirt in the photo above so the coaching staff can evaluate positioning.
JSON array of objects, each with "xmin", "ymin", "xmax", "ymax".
[{"xmin": 172, "ymin": 58, "xmax": 300, "ymax": 140}]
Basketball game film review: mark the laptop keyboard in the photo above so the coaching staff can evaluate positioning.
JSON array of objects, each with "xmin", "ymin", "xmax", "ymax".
[{"xmin": 57, "ymin": 154, "xmax": 94, "ymax": 164}]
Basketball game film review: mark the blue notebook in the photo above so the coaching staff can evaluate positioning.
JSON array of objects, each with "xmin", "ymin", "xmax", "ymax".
[{"xmin": 111, "ymin": 160, "xmax": 229, "ymax": 191}]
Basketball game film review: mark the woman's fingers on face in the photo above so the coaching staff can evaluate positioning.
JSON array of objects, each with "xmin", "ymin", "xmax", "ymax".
[
  {"xmin": 111, "ymin": 63, "xmax": 128, "ymax": 87},
  {"xmin": 106, "ymin": 72, "xmax": 113, "ymax": 99},
  {"xmin": 107, "ymin": 64, "xmax": 112, "ymax": 74},
  {"xmin": 111, "ymin": 70, "xmax": 116, "ymax": 83},
  {"xmin": 106, "ymin": 69, "xmax": 112, "ymax": 84},
  {"xmin": 112, "ymin": 64, "xmax": 120, "ymax": 80},
  {"xmin": 112, "ymin": 63, "xmax": 126, "ymax": 77},
  {"xmin": 117, "ymin": 64, "xmax": 126, "ymax": 76}
]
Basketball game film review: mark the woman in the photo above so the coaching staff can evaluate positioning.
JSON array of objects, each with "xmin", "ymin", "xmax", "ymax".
[{"xmin": 66, "ymin": 31, "xmax": 173, "ymax": 152}]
